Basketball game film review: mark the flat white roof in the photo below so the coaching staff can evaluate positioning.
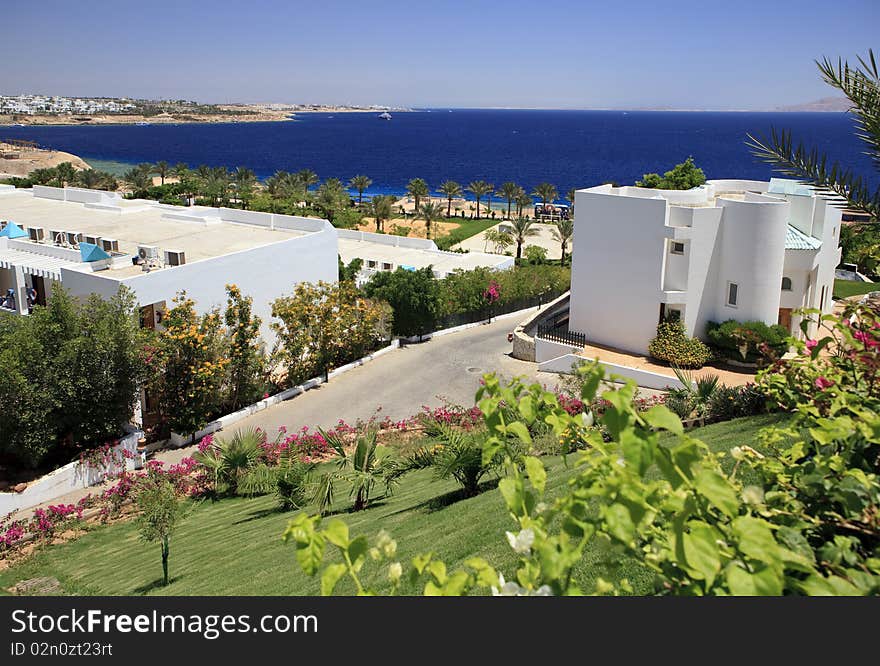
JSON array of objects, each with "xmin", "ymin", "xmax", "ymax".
[
  {"xmin": 0, "ymin": 189, "xmax": 318, "ymax": 273},
  {"xmin": 338, "ymin": 237, "xmax": 512, "ymax": 275}
]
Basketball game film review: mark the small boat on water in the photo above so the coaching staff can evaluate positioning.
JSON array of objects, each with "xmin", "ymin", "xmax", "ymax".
[
  {"xmin": 378, "ymin": 112, "xmax": 392, "ymax": 120},
  {"xmin": 135, "ymin": 121, "xmax": 151, "ymax": 126}
]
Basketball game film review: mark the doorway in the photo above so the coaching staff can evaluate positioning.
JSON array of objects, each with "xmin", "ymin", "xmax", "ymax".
[{"xmin": 778, "ymin": 307, "xmax": 793, "ymax": 332}]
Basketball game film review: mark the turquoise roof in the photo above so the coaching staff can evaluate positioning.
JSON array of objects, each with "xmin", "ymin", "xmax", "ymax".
[
  {"xmin": 768, "ymin": 178, "xmax": 814, "ymax": 197},
  {"xmin": 0, "ymin": 221, "xmax": 28, "ymax": 239},
  {"xmin": 79, "ymin": 242, "xmax": 112, "ymax": 262},
  {"xmin": 785, "ymin": 224, "xmax": 822, "ymax": 250}
]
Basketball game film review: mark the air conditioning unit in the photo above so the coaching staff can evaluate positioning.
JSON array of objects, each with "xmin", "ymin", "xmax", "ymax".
[
  {"xmin": 84, "ymin": 234, "xmax": 102, "ymax": 247},
  {"xmin": 50, "ymin": 229, "xmax": 66, "ymax": 246},
  {"xmin": 164, "ymin": 249, "xmax": 186, "ymax": 267},
  {"xmin": 101, "ymin": 238, "xmax": 119, "ymax": 253},
  {"xmin": 0, "ymin": 221, "xmax": 7, "ymax": 231},
  {"xmin": 28, "ymin": 226, "xmax": 45, "ymax": 242},
  {"xmin": 137, "ymin": 245, "xmax": 160, "ymax": 262},
  {"xmin": 66, "ymin": 231, "xmax": 83, "ymax": 247}
]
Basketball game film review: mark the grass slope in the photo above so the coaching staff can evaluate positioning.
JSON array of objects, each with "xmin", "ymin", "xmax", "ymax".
[
  {"xmin": 0, "ymin": 413, "xmax": 787, "ymax": 596},
  {"xmin": 834, "ymin": 279, "xmax": 878, "ymax": 299}
]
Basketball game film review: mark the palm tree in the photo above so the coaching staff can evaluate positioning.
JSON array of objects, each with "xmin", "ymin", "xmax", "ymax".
[
  {"xmin": 467, "ymin": 180, "xmax": 493, "ymax": 219},
  {"xmin": 75, "ymin": 169, "xmax": 102, "ymax": 189},
  {"xmin": 172, "ymin": 162, "xmax": 190, "ymax": 181},
  {"xmin": 515, "ymin": 187, "xmax": 532, "ymax": 218},
  {"xmin": 483, "ymin": 228, "xmax": 514, "ymax": 254},
  {"xmin": 438, "ymin": 180, "xmax": 462, "ymax": 218},
  {"xmin": 510, "ymin": 216, "xmax": 539, "ymax": 260},
  {"xmin": 532, "ymin": 182, "xmax": 558, "ymax": 207},
  {"xmin": 418, "ymin": 200, "xmax": 443, "ymax": 240},
  {"xmin": 204, "ymin": 167, "xmax": 230, "ymax": 206},
  {"xmin": 265, "ymin": 170, "xmax": 288, "ymax": 213},
  {"xmin": 153, "ymin": 160, "xmax": 170, "ymax": 186},
  {"xmin": 192, "ymin": 428, "xmax": 262, "ymax": 496},
  {"xmin": 314, "ymin": 178, "xmax": 349, "ymax": 224},
  {"xmin": 748, "ymin": 50, "xmax": 879, "ymax": 221},
  {"xmin": 123, "ymin": 163, "xmax": 153, "ymax": 192},
  {"xmin": 295, "ymin": 168, "xmax": 319, "ymax": 193},
  {"xmin": 55, "ymin": 161, "xmax": 77, "ymax": 187},
  {"xmin": 552, "ymin": 217, "xmax": 574, "ymax": 264},
  {"xmin": 485, "ymin": 182, "xmax": 496, "ymax": 217},
  {"xmin": 370, "ymin": 194, "xmax": 394, "ymax": 233},
  {"xmin": 349, "ymin": 174, "xmax": 372, "ymax": 205},
  {"xmin": 233, "ymin": 167, "xmax": 257, "ymax": 209},
  {"xmin": 498, "ymin": 181, "xmax": 520, "ymax": 220},
  {"xmin": 406, "ymin": 178, "xmax": 429, "ymax": 213},
  {"xmin": 567, "ymin": 188, "xmax": 576, "ymax": 216}
]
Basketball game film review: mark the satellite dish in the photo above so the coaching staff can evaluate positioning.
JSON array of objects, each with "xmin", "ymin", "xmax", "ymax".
[{"xmin": 138, "ymin": 247, "xmax": 148, "ymax": 260}]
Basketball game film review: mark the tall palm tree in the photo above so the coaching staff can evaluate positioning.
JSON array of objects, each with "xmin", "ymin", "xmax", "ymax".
[
  {"xmin": 510, "ymin": 216, "xmax": 539, "ymax": 260},
  {"xmin": 485, "ymin": 182, "xmax": 496, "ymax": 217},
  {"xmin": 566, "ymin": 188, "xmax": 576, "ymax": 216},
  {"xmin": 295, "ymin": 168, "xmax": 319, "ymax": 193},
  {"xmin": 314, "ymin": 178, "xmax": 349, "ymax": 224},
  {"xmin": 123, "ymin": 163, "xmax": 152, "ymax": 192},
  {"xmin": 418, "ymin": 201, "xmax": 443, "ymax": 240},
  {"xmin": 438, "ymin": 180, "xmax": 462, "ymax": 218},
  {"xmin": 467, "ymin": 180, "xmax": 493, "ymax": 219},
  {"xmin": 172, "ymin": 162, "xmax": 190, "ymax": 181},
  {"xmin": 406, "ymin": 178, "xmax": 429, "ymax": 212},
  {"xmin": 349, "ymin": 174, "xmax": 372, "ymax": 205},
  {"xmin": 552, "ymin": 217, "xmax": 574, "ymax": 265},
  {"xmin": 370, "ymin": 194, "xmax": 394, "ymax": 233},
  {"xmin": 532, "ymin": 182, "xmax": 558, "ymax": 207},
  {"xmin": 265, "ymin": 170, "xmax": 289, "ymax": 213},
  {"xmin": 55, "ymin": 161, "xmax": 77, "ymax": 187},
  {"xmin": 233, "ymin": 167, "xmax": 257, "ymax": 209},
  {"xmin": 748, "ymin": 49, "xmax": 879, "ymax": 221},
  {"xmin": 153, "ymin": 160, "xmax": 170, "ymax": 186},
  {"xmin": 483, "ymin": 228, "xmax": 514, "ymax": 254},
  {"xmin": 498, "ymin": 181, "xmax": 520, "ymax": 220},
  {"xmin": 515, "ymin": 187, "xmax": 532, "ymax": 218}
]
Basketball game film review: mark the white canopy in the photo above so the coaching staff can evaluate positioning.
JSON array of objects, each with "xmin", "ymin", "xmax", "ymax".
[{"xmin": 0, "ymin": 246, "xmax": 78, "ymax": 280}]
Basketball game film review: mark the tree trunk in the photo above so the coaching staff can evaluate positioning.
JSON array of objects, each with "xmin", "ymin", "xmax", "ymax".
[
  {"xmin": 516, "ymin": 241, "xmax": 523, "ymax": 260},
  {"xmin": 447, "ymin": 197, "xmax": 452, "ymax": 218},
  {"xmin": 161, "ymin": 537, "xmax": 169, "ymax": 586},
  {"xmin": 507, "ymin": 200, "xmax": 512, "ymax": 219},
  {"xmin": 476, "ymin": 198, "xmax": 481, "ymax": 219},
  {"xmin": 561, "ymin": 245, "xmax": 566, "ymax": 265}
]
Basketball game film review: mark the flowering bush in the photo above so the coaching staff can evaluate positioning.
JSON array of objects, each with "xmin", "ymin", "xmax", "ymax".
[
  {"xmin": 78, "ymin": 440, "xmax": 134, "ymax": 475},
  {"xmin": 706, "ymin": 319, "xmax": 789, "ymax": 363},
  {"xmin": 648, "ymin": 320, "xmax": 712, "ymax": 368}
]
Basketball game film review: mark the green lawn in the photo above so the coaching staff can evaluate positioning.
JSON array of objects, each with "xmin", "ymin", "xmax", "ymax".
[
  {"xmin": 834, "ymin": 278, "xmax": 878, "ymax": 299},
  {"xmin": 0, "ymin": 413, "xmax": 788, "ymax": 596},
  {"xmin": 435, "ymin": 217, "xmax": 500, "ymax": 249}
]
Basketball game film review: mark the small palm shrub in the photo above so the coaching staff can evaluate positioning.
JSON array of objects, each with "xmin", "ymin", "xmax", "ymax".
[
  {"xmin": 402, "ymin": 424, "xmax": 502, "ymax": 496},
  {"xmin": 192, "ymin": 428, "xmax": 262, "ymax": 496},
  {"xmin": 648, "ymin": 321, "xmax": 711, "ymax": 368}
]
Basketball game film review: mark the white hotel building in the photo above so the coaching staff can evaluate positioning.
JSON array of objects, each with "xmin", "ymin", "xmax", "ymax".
[
  {"xmin": 568, "ymin": 178, "xmax": 842, "ymax": 355},
  {"xmin": 0, "ymin": 186, "xmax": 510, "ymax": 340}
]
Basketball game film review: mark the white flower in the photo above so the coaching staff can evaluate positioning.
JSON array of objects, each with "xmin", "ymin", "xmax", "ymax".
[
  {"xmin": 491, "ymin": 573, "xmax": 554, "ymax": 596},
  {"xmin": 388, "ymin": 562, "xmax": 402, "ymax": 584},
  {"xmin": 581, "ymin": 410, "xmax": 594, "ymax": 427},
  {"xmin": 506, "ymin": 528, "xmax": 535, "ymax": 555}
]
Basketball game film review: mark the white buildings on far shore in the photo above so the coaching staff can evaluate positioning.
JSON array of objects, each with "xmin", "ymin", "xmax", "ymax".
[{"xmin": 568, "ymin": 178, "xmax": 842, "ymax": 355}]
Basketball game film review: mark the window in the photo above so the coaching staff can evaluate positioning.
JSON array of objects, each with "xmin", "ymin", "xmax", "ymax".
[
  {"xmin": 367, "ymin": 260, "xmax": 377, "ymax": 268},
  {"xmin": 781, "ymin": 276, "xmax": 792, "ymax": 291},
  {"xmin": 382, "ymin": 262, "xmax": 393, "ymax": 271},
  {"xmin": 726, "ymin": 282, "xmax": 738, "ymax": 307},
  {"xmin": 666, "ymin": 307, "xmax": 682, "ymax": 322},
  {"xmin": 670, "ymin": 241, "xmax": 685, "ymax": 255}
]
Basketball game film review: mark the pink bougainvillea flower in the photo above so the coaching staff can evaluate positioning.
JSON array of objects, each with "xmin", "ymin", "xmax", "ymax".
[
  {"xmin": 805, "ymin": 339, "xmax": 818, "ymax": 351},
  {"xmin": 815, "ymin": 376, "xmax": 834, "ymax": 390}
]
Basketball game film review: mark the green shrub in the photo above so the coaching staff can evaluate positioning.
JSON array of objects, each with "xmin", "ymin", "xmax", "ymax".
[
  {"xmin": 706, "ymin": 384, "xmax": 766, "ymax": 421},
  {"xmin": 706, "ymin": 319, "xmax": 789, "ymax": 362},
  {"xmin": 648, "ymin": 321, "xmax": 711, "ymax": 368}
]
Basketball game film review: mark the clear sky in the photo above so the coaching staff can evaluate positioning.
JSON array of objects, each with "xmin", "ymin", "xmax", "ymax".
[{"xmin": 1, "ymin": 0, "xmax": 877, "ymax": 109}]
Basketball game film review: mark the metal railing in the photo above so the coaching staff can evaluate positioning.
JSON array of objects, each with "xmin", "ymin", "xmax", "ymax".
[{"xmin": 536, "ymin": 325, "xmax": 586, "ymax": 347}]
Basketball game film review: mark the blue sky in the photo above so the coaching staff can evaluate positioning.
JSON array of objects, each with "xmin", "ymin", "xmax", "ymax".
[{"xmin": 2, "ymin": 0, "xmax": 877, "ymax": 109}]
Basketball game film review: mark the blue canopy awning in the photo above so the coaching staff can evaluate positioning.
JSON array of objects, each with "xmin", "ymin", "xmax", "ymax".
[
  {"xmin": 0, "ymin": 221, "xmax": 28, "ymax": 239},
  {"xmin": 79, "ymin": 242, "xmax": 111, "ymax": 262}
]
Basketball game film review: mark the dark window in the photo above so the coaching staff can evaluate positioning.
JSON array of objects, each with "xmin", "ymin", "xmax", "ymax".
[
  {"xmin": 781, "ymin": 277, "xmax": 792, "ymax": 291},
  {"xmin": 727, "ymin": 282, "xmax": 738, "ymax": 307},
  {"xmin": 670, "ymin": 241, "xmax": 685, "ymax": 255}
]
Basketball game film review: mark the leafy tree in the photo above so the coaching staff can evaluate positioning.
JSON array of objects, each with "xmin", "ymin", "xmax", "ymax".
[
  {"xmin": 314, "ymin": 178, "xmax": 350, "ymax": 224},
  {"xmin": 418, "ymin": 200, "xmax": 443, "ymax": 240},
  {"xmin": 232, "ymin": 167, "xmax": 257, "ymax": 210},
  {"xmin": 338, "ymin": 256, "xmax": 364, "ymax": 282},
  {"xmin": 509, "ymin": 216, "xmax": 539, "ymax": 260},
  {"xmin": 532, "ymin": 182, "xmax": 558, "ymax": 206},
  {"xmin": 369, "ymin": 194, "xmax": 394, "ymax": 233},
  {"xmin": 363, "ymin": 267, "xmax": 439, "ymax": 337},
  {"xmin": 467, "ymin": 180, "xmax": 493, "ymax": 219},
  {"xmin": 223, "ymin": 284, "xmax": 265, "ymax": 411},
  {"xmin": 498, "ymin": 181, "xmax": 520, "ymax": 220},
  {"xmin": 348, "ymin": 175, "xmax": 372, "ymax": 205},
  {"xmin": 438, "ymin": 180, "xmax": 462, "ymax": 218},
  {"xmin": 748, "ymin": 50, "xmax": 879, "ymax": 221},
  {"xmin": 153, "ymin": 160, "xmax": 170, "ymax": 186},
  {"xmin": 153, "ymin": 293, "xmax": 228, "ymax": 439},
  {"xmin": 406, "ymin": 178, "xmax": 429, "ymax": 212},
  {"xmin": 271, "ymin": 281, "xmax": 391, "ymax": 385},
  {"xmin": 636, "ymin": 157, "xmax": 706, "ymax": 190},
  {"xmin": 54, "ymin": 161, "xmax": 77, "ymax": 188},
  {"xmin": 552, "ymin": 217, "xmax": 574, "ymax": 264},
  {"xmin": 136, "ymin": 473, "xmax": 185, "ymax": 587},
  {"xmin": 123, "ymin": 163, "xmax": 153, "ymax": 193},
  {"xmin": 523, "ymin": 245, "xmax": 548, "ymax": 265}
]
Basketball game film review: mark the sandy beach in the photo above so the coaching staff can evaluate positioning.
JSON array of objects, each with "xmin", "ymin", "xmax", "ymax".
[{"xmin": 0, "ymin": 141, "xmax": 91, "ymax": 179}]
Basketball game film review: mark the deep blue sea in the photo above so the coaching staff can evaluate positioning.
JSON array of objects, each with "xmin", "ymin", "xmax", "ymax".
[{"xmin": 1, "ymin": 110, "xmax": 873, "ymax": 198}]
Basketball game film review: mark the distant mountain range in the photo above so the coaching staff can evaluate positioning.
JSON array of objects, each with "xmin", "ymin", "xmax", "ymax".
[{"xmin": 774, "ymin": 96, "xmax": 851, "ymax": 112}]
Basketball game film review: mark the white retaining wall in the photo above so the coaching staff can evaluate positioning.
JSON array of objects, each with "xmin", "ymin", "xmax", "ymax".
[
  {"xmin": 0, "ymin": 429, "xmax": 144, "ymax": 515},
  {"xmin": 538, "ymin": 353, "xmax": 686, "ymax": 391}
]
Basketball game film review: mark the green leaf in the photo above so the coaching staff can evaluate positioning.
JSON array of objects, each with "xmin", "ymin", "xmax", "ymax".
[
  {"xmin": 320, "ymin": 563, "xmax": 347, "ymax": 596},
  {"xmin": 693, "ymin": 468, "xmax": 739, "ymax": 518},
  {"xmin": 323, "ymin": 519, "xmax": 350, "ymax": 548},
  {"xmin": 681, "ymin": 522, "xmax": 722, "ymax": 587},
  {"xmin": 411, "ymin": 553, "xmax": 433, "ymax": 575},
  {"xmin": 295, "ymin": 534, "xmax": 325, "ymax": 576},
  {"xmin": 498, "ymin": 477, "xmax": 523, "ymax": 513},
  {"xmin": 518, "ymin": 396, "xmax": 536, "ymax": 423},
  {"xmin": 347, "ymin": 535, "xmax": 369, "ymax": 569},
  {"xmin": 524, "ymin": 456, "xmax": 547, "ymax": 494},
  {"xmin": 465, "ymin": 557, "xmax": 500, "ymax": 589},
  {"xmin": 641, "ymin": 405, "xmax": 684, "ymax": 435},
  {"xmin": 725, "ymin": 563, "xmax": 783, "ymax": 596},
  {"xmin": 603, "ymin": 503, "xmax": 635, "ymax": 545},
  {"xmin": 506, "ymin": 420, "xmax": 533, "ymax": 445},
  {"xmin": 426, "ymin": 560, "xmax": 447, "ymax": 584},
  {"xmin": 621, "ymin": 429, "xmax": 653, "ymax": 476},
  {"xmin": 731, "ymin": 516, "xmax": 779, "ymax": 563}
]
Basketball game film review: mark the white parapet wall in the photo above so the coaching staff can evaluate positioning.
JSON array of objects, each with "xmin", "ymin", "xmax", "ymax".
[
  {"xmin": 538, "ymin": 352, "xmax": 687, "ymax": 391},
  {"xmin": 0, "ymin": 429, "xmax": 144, "ymax": 515}
]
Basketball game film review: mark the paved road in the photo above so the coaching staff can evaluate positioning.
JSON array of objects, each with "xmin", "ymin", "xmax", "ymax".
[{"xmin": 225, "ymin": 317, "xmax": 553, "ymax": 437}]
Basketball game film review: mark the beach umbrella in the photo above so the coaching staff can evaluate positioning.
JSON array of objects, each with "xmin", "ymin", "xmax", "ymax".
[
  {"xmin": 0, "ymin": 221, "xmax": 28, "ymax": 239},
  {"xmin": 79, "ymin": 242, "xmax": 112, "ymax": 262}
]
